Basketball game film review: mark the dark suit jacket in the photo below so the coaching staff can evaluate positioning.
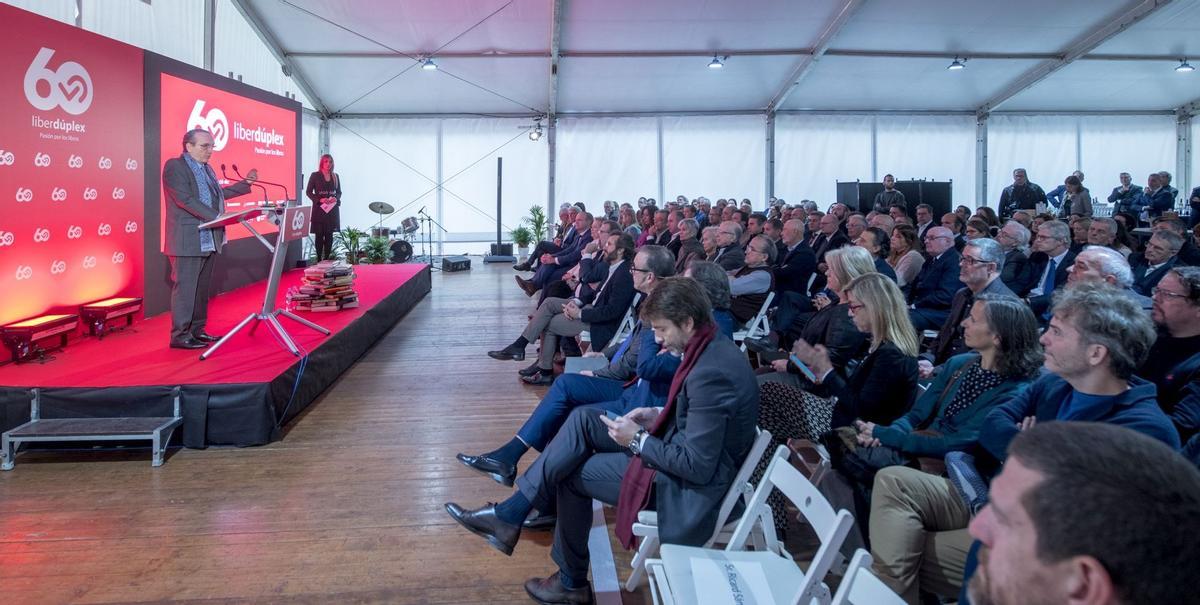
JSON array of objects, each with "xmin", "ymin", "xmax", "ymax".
[
  {"xmin": 666, "ymin": 234, "xmax": 683, "ymax": 257},
  {"xmin": 639, "ymin": 334, "xmax": 759, "ymax": 547},
  {"xmin": 162, "ymin": 155, "xmax": 252, "ymax": 256},
  {"xmin": 553, "ymin": 231, "xmax": 593, "ymax": 267},
  {"xmin": 874, "ymin": 257, "xmax": 898, "ymax": 282},
  {"xmin": 774, "ymin": 243, "xmax": 817, "ymax": 296},
  {"xmin": 813, "ymin": 230, "xmax": 849, "ymax": 264},
  {"xmin": 909, "ymin": 248, "xmax": 965, "ymax": 311},
  {"xmin": 575, "ymin": 252, "xmax": 610, "ymax": 304},
  {"xmin": 579, "ymin": 261, "xmax": 636, "ymax": 350},
  {"xmin": 800, "ymin": 303, "xmax": 866, "ymax": 369},
  {"xmin": 711, "ymin": 244, "xmax": 745, "ymax": 272},
  {"xmin": 1136, "ymin": 187, "xmax": 1175, "ymax": 217},
  {"xmin": 674, "ymin": 237, "xmax": 706, "ymax": 274},
  {"xmin": 1026, "ymin": 249, "xmax": 1077, "ymax": 315},
  {"xmin": 816, "ymin": 341, "xmax": 918, "ymax": 428},
  {"xmin": 1131, "ymin": 255, "xmax": 1178, "ymax": 296},
  {"xmin": 925, "ymin": 278, "xmax": 1017, "ymax": 365},
  {"xmin": 1001, "ymin": 249, "xmax": 1033, "ymax": 296}
]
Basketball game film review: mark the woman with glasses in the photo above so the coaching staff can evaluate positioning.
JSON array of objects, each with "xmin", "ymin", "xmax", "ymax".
[{"xmin": 753, "ymin": 271, "xmax": 919, "ymax": 532}]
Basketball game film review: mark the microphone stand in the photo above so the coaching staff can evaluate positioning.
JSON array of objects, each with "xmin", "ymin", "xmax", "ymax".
[
  {"xmin": 418, "ymin": 207, "xmax": 447, "ymax": 270},
  {"xmin": 232, "ymin": 164, "xmax": 292, "ymax": 205},
  {"xmin": 225, "ymin": 165, "xmax": 270, "ymax": 206}
]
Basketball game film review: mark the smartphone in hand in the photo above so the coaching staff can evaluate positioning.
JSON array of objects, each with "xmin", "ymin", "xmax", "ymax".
[
  {"xmin": 604, "ymin": 410, "xmax": 622, "ymax": 422},
  {"xmin": 789, "ymin": 354, "xmax": 819, "ymax": 382}
]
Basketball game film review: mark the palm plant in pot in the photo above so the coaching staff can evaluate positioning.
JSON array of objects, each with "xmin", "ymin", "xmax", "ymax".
[
  {"xmin": 334, "ymin": 227, "xmax": 368, "ymax": 265},
  {"xmin": 510, "ymin": 225, "xmax": 534, "ymax": 261}
]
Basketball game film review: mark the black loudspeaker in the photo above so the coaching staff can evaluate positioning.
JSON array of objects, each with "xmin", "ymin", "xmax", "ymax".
[{"xmin": 442, "ymin": 256, "xmax": 471, "ymax": 272}]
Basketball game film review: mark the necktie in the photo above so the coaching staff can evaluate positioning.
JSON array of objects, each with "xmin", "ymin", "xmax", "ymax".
[
  {"xmin": 1042, "ymin": 259, "xmax": 1058, "ymax": 297},
  {"xmin": 611, "ymin": 321, "xmax": 640, "ymax": 365}
]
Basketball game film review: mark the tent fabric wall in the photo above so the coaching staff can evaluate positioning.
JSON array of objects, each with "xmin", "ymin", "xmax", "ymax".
[
  {"xmin": 556, "ymin": 116, "xmax": 658, "ymax": 208},
  {"xmin": 215, "ymin": 0, "xmax": 313, "ymax": 109},
  {"xmin": 1079, "ymin": 115, "xmax": 1177, "ymax": 202},
  {"xmin": 4, "ymin": 0, "xmax": 74, "ymax": 23},
  {"xmin": 82, "ymin": 0, "xmax": 205, "ymax": 68},
  {"xmin": 774, "ymin": 114, "xmax": 873, "ymax": 206},
  {"xmin": 662, "ymin": 115, "xmax": 766, "ymax": 205},
  {"xmin": 875, "ymin": 115, "xmax": 976, "ymax": 206}
]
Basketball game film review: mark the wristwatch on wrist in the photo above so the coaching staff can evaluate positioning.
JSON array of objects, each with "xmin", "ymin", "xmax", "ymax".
[{"xmin": 628, "ymin": 429, "xmax": 648, "ymax": 455}]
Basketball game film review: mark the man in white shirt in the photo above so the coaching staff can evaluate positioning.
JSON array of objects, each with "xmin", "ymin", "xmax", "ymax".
[
  {"xmin": 915, "ymin": 203, "xmax": 935, "ymax": 241},
  {"xmin": 1025, "ymin": 220, "xmax": 1076, "ymax": 318}
]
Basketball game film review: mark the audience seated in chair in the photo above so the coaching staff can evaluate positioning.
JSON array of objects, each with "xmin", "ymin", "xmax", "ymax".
[
  {"xmin": 907, "ymin": 226, "xmax": 965, "ymax": 331},
  {"xmin": 709, "ymin": 220, "xmax": 746, "ymax": 272},
  {"xmin": 753, "ymin": 272, "xmax": 919, "ymax": 533},
  {"xmin": 459, "ymin": 245, "xmax": 677, "ymax": 495},
  {"xmin": 994, "ymin": 220, "xmax": 1033, "ymax": 296},
  {"xmin": 1065, "ymin": 245, "xmax": 1151, "ymax": 310},
  {"xmin": 684, "ymin": 260, "xmax": 736, "ymax": 338},
  {"xmin": 869, "ymin": 284, "xmax": 1179, "ymax": 604},
  {"xmin": 1142, "ymin": 266, "xmax": 1200, "ymax": 445},
  {"xmin": 887, "ymin": 224, "xmax": 925, "ymax": 291},
  {"xmin": 672, "ymin": 217, "xmax": 705, "ymax": 275},
  {"xmin": 773, "ymin": 218, "xmax": 817, "ymax": 297},
  {"xmin": 489, "ymin": 232, "xmax": 636, "ymax": 385},
  {"xmin": 515, "ymin": 211, "xmax": 595, "ymax": 297},
  {"xmin": 919, "ymin": 238, "xmax": 1017, "ymax": 375},
  {"xmin": 728, "ymin": 235, "xmax": 775, "ymax": 326},
  {"xmin": 1024, "ymin": 220, "xmax": 1076, "ymax": 319},
  {"xmin": 445, "ymin": 277, "xmax": 759, "ymax": 604},
  {"xmin": 837, "ymin": 296, "xmax": 1040, "ymax": 541},
  {"xmin": 515, "ymin": 203, "xmax": 580, "ymax": 272},
  {"xmin": 1131, "ymin": 229, "xmax": 1182, "ymax": 296},
  {"xmin": 855, "ymin": 226, "xmax": 898, "ymax": 282}
]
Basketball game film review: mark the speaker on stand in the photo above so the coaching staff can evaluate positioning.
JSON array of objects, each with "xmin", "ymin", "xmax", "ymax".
[{"xmin": 484, "ymin": 156, "xmax": 516, "ymax": 263}]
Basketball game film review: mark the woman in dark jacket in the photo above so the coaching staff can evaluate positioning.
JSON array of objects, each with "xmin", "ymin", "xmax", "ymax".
[
  {"xmin": 754, "ymin": 271, "xmax": 920, "ymax": 531},
  {"xmin": 305, "ymin": 154, "xmax": 341, "ymax": 261}
]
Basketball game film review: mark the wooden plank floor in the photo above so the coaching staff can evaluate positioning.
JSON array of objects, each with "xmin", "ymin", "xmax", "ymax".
[{"xmin": 0, "ymin": 261, "xmax": 652, "ymax": 605}]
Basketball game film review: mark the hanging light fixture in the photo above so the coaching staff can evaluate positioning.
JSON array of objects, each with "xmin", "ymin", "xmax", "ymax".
[
  {"xmin": 1176, "ymin": 58, "xmax": 1195, "ymax": 73},
  {"xmin": 947, "ymin": 56, "xmax": 966, "ymax": 71},
  {"xmin": 421, "ymin": 57, "xmax": 438, "ymax": 71},
  {"xmin": 708, "ymin": 55, "xmax": 726, "ymax": 70},
  {"xmin": 528, "ymin": 119, "xmax": 544, "ymax": 141}
]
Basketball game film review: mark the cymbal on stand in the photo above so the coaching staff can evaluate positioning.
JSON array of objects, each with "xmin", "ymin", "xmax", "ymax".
[{"xmin": 368, "ymin": 201, "xmax": 395, "ymax": 215}]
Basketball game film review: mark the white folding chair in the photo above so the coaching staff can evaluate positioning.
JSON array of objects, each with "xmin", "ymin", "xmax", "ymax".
[
  {"xmin": 579, "ymin": 293, "xmax": 641, "ymax": 351},
  {"xmin": 625, "ymin": 428, "xmax": 774, "ymax": 591},
  {"xmin": 646, "ymin": 445, "xmax": 855, "ymax": 605},
  {"xmin": 831, "ymin": 550, "xmax": 905, "ymax": 605},
  {"xmin": 734, "ymin": 291, "xmax": 776, "ymax": 351}
]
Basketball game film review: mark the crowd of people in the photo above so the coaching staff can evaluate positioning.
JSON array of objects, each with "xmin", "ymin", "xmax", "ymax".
[{"xmin": 446, "ymin": 184, "xmax": 1200, "ymax": 604}]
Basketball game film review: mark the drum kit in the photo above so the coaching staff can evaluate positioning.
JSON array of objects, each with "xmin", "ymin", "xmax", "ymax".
[{"xmin": 367, "ymin": 201, "xmax": 417, "ymax": 263}]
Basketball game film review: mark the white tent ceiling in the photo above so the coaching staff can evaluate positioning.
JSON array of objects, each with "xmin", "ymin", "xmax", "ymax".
[{"xmin": 241, "ymin": 0, "xmax": 1200, "ymax": 117}]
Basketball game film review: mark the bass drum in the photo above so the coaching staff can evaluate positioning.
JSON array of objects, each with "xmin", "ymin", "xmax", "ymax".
[{"xmin": 389, "ymin": 239, "xmax": 414, "ymax": 263}]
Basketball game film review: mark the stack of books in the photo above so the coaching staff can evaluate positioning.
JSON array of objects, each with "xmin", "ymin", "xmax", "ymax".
[{"xmin": 290, "ymin": 261, "xmax": 359, "ymax": 312}]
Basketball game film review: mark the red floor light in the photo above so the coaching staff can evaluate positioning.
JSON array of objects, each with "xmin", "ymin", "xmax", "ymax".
[{"xmin": 79, "ymin": 297, "xmax": 143, "ymax": 339}]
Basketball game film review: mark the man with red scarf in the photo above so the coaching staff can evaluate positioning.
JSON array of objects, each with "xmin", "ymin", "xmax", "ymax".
[{"xmin": 445, "ymin": 277, "xmax": 759, "ymax": 603}]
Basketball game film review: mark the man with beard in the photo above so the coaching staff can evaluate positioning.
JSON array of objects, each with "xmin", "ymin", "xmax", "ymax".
[{"xmin": 966, "ymin": 422, "xmax": 1198, "ymax": 605}]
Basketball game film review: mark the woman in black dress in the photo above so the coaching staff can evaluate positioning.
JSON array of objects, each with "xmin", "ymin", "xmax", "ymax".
[{"xmin": 305, "ymin": 154, "xmax": 341, "ymax": 261}]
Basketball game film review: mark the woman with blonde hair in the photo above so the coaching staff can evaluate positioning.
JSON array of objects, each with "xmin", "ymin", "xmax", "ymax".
[{"xmin": 753, "ymin": 272, "xmax": 919, "ymax": 532}]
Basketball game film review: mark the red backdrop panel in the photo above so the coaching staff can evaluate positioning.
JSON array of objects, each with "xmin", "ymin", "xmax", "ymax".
[
  {"xmin": 159, "ymin": 73, "xmax": 298, "ymax": 247},
  {"xmin": 0, "ymin": 5, "xmax": 145, "ymax": 327}
]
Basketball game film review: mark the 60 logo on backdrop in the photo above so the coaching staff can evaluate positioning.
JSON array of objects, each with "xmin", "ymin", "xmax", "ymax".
[
  {"xmin": 15, "ymin": 188, "xmax": 33, "ymax": 203},
  {"xmin": 0, "ymin": 150, "xmax": 14, "ymax": 166},
  {"xmin": 187, "ymin": 100, "xmax": 229, "ymax": 151},
  {"xmin": 24, "ymin": 47, "xmax": 93, "ymax": 115}
]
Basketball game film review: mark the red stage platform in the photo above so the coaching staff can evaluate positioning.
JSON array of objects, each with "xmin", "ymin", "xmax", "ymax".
[{"xmin": 0, "ymin": 264, "xmax": 431, "ymax": 447}]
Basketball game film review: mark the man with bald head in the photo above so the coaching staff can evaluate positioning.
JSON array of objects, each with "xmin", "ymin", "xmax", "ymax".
[
  {"xmin": 774, "ymin": 219, "xmax": 817, "ymax": 297},
  {"xmin": 908, "ymin": 226, "xmax": 965, "ymax": 331}
]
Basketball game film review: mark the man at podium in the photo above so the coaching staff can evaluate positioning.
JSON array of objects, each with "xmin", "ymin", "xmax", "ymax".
[{"xmin": 162, "ymin": 128, "xmax": 258, "ymax": 349}]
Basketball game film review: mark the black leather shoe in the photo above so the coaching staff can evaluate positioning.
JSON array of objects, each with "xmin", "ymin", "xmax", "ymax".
[
  {"xmin": 192, "ymin": 332, "xmax": 222, "ymax": 343},
  {"xmin": 518, "ymin": 362, "xmax": 542, "ymax": 377},
  {"xmin": 456, "ymin": 453, "xmax": 517, "ymax": 486},
  {"xmin": 524, "ymin": 574, "xmax": 594, "ymax": 604},
  {"xmin": 513, "ymin": 261, "xmax": 532, "ymax": 271},
  {"xmin": 520, "ymin": 371, "xmax": 555, "ymax": 386},
  {"xmin": 488, "ymin": 345, "xmax": 526, "ymax": 361},
  {"xmin": 523, "ymin": 511, "xmax": 557, "ymax": 530},
  {"xmin": 743, "ymin": 335, "xmax": 779, "ymax": 355},
  {"xmin": 444, "ymin": 502, "xmax": 521, "ymax": 556},
  {"xmin": 515, "ymin": 275, "xmax": 539, "ymax": 297},
  {"xmin": 169, "ymin": 337, "xmax": 207, "ymax": 350}
]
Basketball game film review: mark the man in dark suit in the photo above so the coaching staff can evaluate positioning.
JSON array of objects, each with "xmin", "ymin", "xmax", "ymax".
[
  {"xmin": 447, "ymin": 277, "xmax": 759, "ymax": 603},
  {"xmin": 162, "ymin": 128, "xmax": 256, "ymax": 349},
  {"xmin": 709, "ymin": 220, "xmax": 746, "ymax": 272},
  {"xmin": 518, "ymin": 212, "xmax": 594, "ymax": 296},
  {"xmin": 774, "ymin": 219, "xmax": 817, "ymax": 296},
  {"xmin": 919, "ymin": 239, "xmax": 1017, "ymax": 374},
  {"xmin": 908, "ymin": 227, "xmax": 965, "ymax": 331},
  {"xmin": 1107, "ymin": 172, "xmax": 1144, "ymax": 217},
  {"xmin": 515, "ymin": 203, "xmax": 578, "ymax": 272},
  {"xmin": 1024, "ymin": 220, "xmax": 1076, "ymax": 318},
  {"xmin": 1134, "ymin": 172, "xmax": 1175, "ymax": 221},
  {"xmin": 1131, "ymin": 231, "xmax": 1182, "ymax": 296},
  {"xmin": 493, "ymin": 233, "xmax": 636, "ymax": 385}
]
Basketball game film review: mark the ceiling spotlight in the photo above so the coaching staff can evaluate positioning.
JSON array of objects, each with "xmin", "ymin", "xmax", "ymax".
[
  {"xmin": 947, "ymin": 57, "xmax": 966, "ymax": 71},
  {"xmin": 528, "ymin": 121, "xmax": 543, "ymax": 141},
  {"xmin": 708, "ymin": 55, "xmax": 726, "ymax": 70},
  {"xmin": 421, "ymin": 57, "xmax": 438, "ymax": 71},
  {"xmin": 1176, "ymin": 58, "xmax": 1195, "ymax": 73}
]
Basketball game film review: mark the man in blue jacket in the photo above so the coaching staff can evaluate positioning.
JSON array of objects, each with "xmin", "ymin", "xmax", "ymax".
[
  {"xmin": 517, "ymin": 211, "xmax": 594, "ymax": 295},
  {"xmin": 868, "ymin": 283, "xmax": 1179, "ymax": 603},
  {"xmin": 908, "ymin": 226, "xmax": 965, "ymax": 331}
]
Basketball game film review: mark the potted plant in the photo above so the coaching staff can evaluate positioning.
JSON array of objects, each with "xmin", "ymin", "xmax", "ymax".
[
  {"xmin": 334, "ymin": 227, "xmax": 368, "ymax": 265},
  {"xmin": 510, "ymin": 225, "xmax": 534, "ymax": 261},
  {"xmin": 363, "ymin": 236, "xmax": 391, "ymax": 264},
  {"xmin": 527, "ymin": 204, "xmax": 549, "ymax": 242}
]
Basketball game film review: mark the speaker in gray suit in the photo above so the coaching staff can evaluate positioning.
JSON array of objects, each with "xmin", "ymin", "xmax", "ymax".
[
  {"xmin": 162, "ymin": 128, "xmax": 256, "ymax": 349},
  {"xmin": 445, "ymin": 277, "xmax": 759, "ymax": 603}
]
